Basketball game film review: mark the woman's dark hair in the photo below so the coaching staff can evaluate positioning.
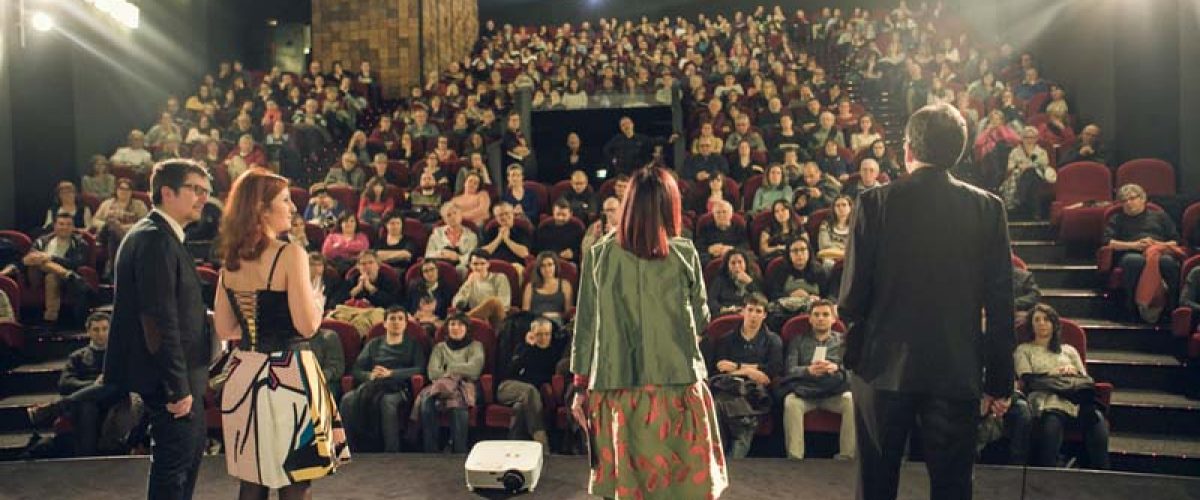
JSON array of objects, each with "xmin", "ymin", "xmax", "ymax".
[
  {"xmin": 364, "ymin": 176, "xmax": 387, "ymax": 202},
  {"xmin": 618, "ymin": 165, "xmax": 682, "ymax": 260},
  {"xmin": 530, "ymin": 251, "xmax": 559, "ymax": 288},
  {"xmin": 768, "ymin": 200, "xmax": 796, "ymax": 234},
  {"xmin": 446, "ymin": 312, "xmax": 472, "ymax": 330},
  {"xmin": 1028, "ymin": 303, "xmax": 1063, "ymax": 353},
  {"xmin": 721, "ymin": 248, "xmax": 758, "ymax": 281},
  {"xmin": 337, "ymin": 213, "xmax": 358, "ymax": 232}
]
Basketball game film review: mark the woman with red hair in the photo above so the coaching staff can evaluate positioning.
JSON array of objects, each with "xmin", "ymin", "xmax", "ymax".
[
  {"xmin": 213, "ymin": 168, "xmax": 349, "ymax": 499},
  {"xmin": 570, "ymin": 165, "xmax": 728, "ymax": 499}
]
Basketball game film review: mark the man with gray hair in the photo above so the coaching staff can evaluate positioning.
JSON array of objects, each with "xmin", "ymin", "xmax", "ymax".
[
  {"xmin": 695, "ymin": 199, "xmax": 749, "ymax": 265},
  {"xmin": 496, "ymin": 316, "xmax": 563, "ymax": 453},
  {"xmin": 1104, "ymin": 183, "xmax": 1182, "ymax": 323},
  {"xmin": 843, "ymin": 158, "xmax": 887, "ymax": 199}
]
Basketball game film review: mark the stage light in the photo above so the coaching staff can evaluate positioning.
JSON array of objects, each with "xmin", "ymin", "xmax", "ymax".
[
  {"xmin": 31, "ymin": 12, "xmax": 54, "ymax": 32},
  {"xmin": 82, "ymin": 0, "xmax": 140, "ymax": 29}
]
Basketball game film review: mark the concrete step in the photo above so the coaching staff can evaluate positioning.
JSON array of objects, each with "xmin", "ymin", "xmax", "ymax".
[
  {"xmin": 1009, "ymin": 221, "xmax": 1055, "ymax": 241},
  {"xmin": 1028, "ymin": 264, "xmax": 1102, "ymax": 289},
  {"xmin": 1012, "ymin": 240, "xmax": 1095, "ymax": 265},
  {"xmin": 0, "ymin": 358, "xmax": 65, "ymax": 397},
  {"xmin": 1073, "ymin": 319, "xmax": 1179, "ymax": 355},
  {"xmin": 0, "ymin": 393, "xmax": 56, "ymax": 433},
  {"xmin": 1108, "ymin": 389, "xmax": 1200, "ymax": 436},
  {"xmin": 1042, "ymin": 288, "xmax": 1114, "ymax": 319},
  {"xmin": 1108, "ymin": 432, "xmax": 1200, "ymax": 477},
  {"xmin": 0, "ymin": 430, "xmax": 53, "ymax": 461},
  {"xmin": 22, "ymin": 331, "xmax": 88, "ymax": 363},
  {"xmin": 1087, "ymin": 349, "xmax": 1188, "ymax": 392}
]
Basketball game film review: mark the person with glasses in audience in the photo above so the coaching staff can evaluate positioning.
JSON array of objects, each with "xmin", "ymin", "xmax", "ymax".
[{"xmin": 1103, "ymin": 183, "xmax": 1182, "ymax": 323}]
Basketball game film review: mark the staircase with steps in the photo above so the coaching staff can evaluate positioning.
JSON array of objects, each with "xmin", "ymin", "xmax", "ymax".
[
  {"xmin": 0, "ymin": 328, "xmax": 87, "ymax": 459},
  {"xmin": 1011, "ymin": 220, "xmax": 1200, "ymax": 476}
]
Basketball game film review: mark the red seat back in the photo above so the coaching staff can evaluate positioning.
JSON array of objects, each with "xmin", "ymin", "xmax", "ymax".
[
  {"xmin": 741, "ymin": 174, "xmax": 765, "ymax": 210},
  {"xmin": 326, "ymin": 185, "xmax": 359, "ymax": 213},
  {"xmin": 1183, "ymin": 202, "xmax": 1200, "ymax": 250},
  {"xmin": 0, "ymin": 275, "xmax": 21, "ymax": 318},
  {"xmin": 780, "ymin": 314, "xmax": 847, "ymax": 347},
  {"xmin": 1054, "ymin": 162, "xmax": 1112, "ymax": 205},
  {"xmin": 289, "ymin": 186, "xmax": 310, "ymax": 212},
  {"xmin": 703, "ymin": 314, "xmax": 744, "ymax": 343},
  {"xmin": 524, "ymin": 181, "xmax": 550, "ymax": 213},
  {"xmin": 1116, "ymin": 158, "xmax": 1176, "ymax": 197}
]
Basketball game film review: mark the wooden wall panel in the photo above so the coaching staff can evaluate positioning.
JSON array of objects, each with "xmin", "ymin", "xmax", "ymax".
[{"xmin": 312, "ymin": 0, "xmax": 477, "ymax": 100}]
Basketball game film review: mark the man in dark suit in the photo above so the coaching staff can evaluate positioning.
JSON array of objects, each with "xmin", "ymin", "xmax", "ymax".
[
  {"xmin": 838, "ymin": 103, "xmax": 1015, "ymax": 500},
  {"xmin": 103, "ymin": 160, "xmax": 212, "ymax": 500}
]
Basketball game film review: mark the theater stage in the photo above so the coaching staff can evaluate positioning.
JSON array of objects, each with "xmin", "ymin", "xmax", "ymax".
[{"xmin": 1, "ymin": 454, "xmax": 1198, "ymax": 499}]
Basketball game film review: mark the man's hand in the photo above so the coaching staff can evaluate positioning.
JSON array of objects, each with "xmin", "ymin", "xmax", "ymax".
[
  {"xmin": 525, "ymin": 330, "xmax": 538, "ymax": 346},
  {"xmin": 982, "ymin": 394, "xmax": 1010, "ymax": 418},
  {"xmin": 746, "ymin": 369, "xmax": 770, "ymax": 385},
  {"xmin": 716, "ymin": 360, "xmax": 737, "ymax": 373},
  {"xmin": 166, "ymin": 395, "xmax": 193, "ymax": 419}
]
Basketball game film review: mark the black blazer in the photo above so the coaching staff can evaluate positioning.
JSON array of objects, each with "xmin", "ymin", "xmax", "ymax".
[
  {"xmin": 838, "ymin": 167, "xmax": 1015, "ymax": 400},
  {"xmin": 103, "ymin": 212, "xmax": 209, "ymax": 402}
]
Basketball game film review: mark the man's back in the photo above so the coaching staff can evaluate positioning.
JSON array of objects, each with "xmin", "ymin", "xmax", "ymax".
[{"xmin": 839, "ymin": 167, "xmax": 1014, "ymax": 399}]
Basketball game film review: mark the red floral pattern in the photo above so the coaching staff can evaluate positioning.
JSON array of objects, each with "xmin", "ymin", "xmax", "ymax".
[{"xmin": 587, "ymin": 382, "xmax": 728, "ymax": 499}]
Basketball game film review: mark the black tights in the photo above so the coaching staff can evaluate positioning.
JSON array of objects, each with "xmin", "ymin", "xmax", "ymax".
[
  {"xmin": 1034, "ymin": 410, "xmax": 1110, "ymax": 469},
  {"xmin": 238, "ymin": 480, "xmax": 311, "ymax": 500}
]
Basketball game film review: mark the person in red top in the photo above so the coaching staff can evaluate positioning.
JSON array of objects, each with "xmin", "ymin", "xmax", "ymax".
[
  {"xmin": 322, "ymin": 213, "xmax": 371, "ymax": 272},
  {"xmin": 368, "ymin": 115, "xmax": 402, "ymax": 158},
  {"xmin": 358, "ymin": 177, "xmax": 395, "ymax": 227}
]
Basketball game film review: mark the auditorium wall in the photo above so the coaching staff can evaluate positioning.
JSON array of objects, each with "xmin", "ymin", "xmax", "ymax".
[
  {"xmin": 6, "ymin": 1, "xmax": 213, "ymax": 230},
  {"xmin": 312, "ymin": 0, "xmax": 477, "ymax": 99},
  {"xmin": 0, "ymin": 3, "xmax": 15, "ymax": 229}
]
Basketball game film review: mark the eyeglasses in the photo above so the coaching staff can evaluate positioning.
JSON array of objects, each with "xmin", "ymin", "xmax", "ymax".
[{"xmin": 180, "ymin": 183, "xmax": 210, "ymax": 198}]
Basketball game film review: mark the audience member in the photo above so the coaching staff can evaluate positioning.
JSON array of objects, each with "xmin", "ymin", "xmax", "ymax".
[
  {"xmin": 480, "ymin": 203, "xmax": 532, "ymax": 274},
  {"xmin": 533, "ymin": 200, "xmax": 585, "ymax": 262},
  {"xmin": 425, "ymin": 203, "xmax": 479, "ymax": 272},
  {"xmin": 1000, "ymin": 126, "xmax": 1055, "ymax": 220},
  {"xmin": 708, "ymin": 294, "xmax": 782, "ymax": 458},
  {"xmin": 522, "ymin": 252, "xmax": 574, "ymax": 323},
  {"xmin": 43, "ymin": 181, "xmax": 92, "ymax": 231},
  {"xmin": 341, "ymin": 307, "xmax": 426, "ymax": 453},
  {"xmin": 1058, "ymin": 123, "xmax": 1108, "ymax": 166},
  {"xmin": 751, "ymin": 165, "xmax": 792, "ymax": 214},
  {"xmin": 375, "ymin": 213, "xmax": 418, "ymax": 273},
  {"xmin": 817, "ymin": 195, "xmax": 853, "ymax": 263},
  {"xmin": 779, "ymin": 299, "xmax": 855, "ymax": 460},
  {"xmin": 501, "ymin": 165, "xmax": 539, "ymax": 220},
  {"xmin": 90, "ymin": 178, "xmax": 149, "ymax": 275},
  {"xmin": 26, "ymin": 312, "xmax": 136, "ymax": 456},
  {"xmin": 24, "ymin": 213, "xmax": 89, "ymax": 323},
  {"xmin": 357, "ymin": 177, "xmax": 394, "ymax": 227},
  {"xmin": 453, "ymin": 250, "xmax": 511, "ymax": 330},
  {"xmin": 560, "ymin": 170, "xmax": 599, "ymax": 222},
  {"xmin": 304, "ymin": 183, "xmax": 346, "ymax": 230},
  {"xmin": 415, "ymin": 313, "xmax": 483, "ymax": 454},
  {"xmin": 406, "ymin": 172, "xmax": 448, "ymax": 224},
  {"xmin": 1103, "ymin": 184, "xmax": 1182, "ymax": 323},
  {"xmin": 451, "ymin": 173, "xmax": 492, "ymax": 226},
  {"xmin": 322, "ymin": 214, "xmax": 370, "ymax": 272},
  {"xmin": 707, "ymin": 249, "xmax": 765, "ymax": 316},
  {"xmin": 1015, "ymin": 304, "xmax": 1110, "ymax": 469},
  {"xmin": 81, "ymin": 156, "xmax": 116, "ymax": 201},
  {"xmin": 696, "ymin": 200, "xmax": 749, "ymax": 266},
  {"xmin": 495, "ymin": 317, "xmax": 561, "ymax": 452}
]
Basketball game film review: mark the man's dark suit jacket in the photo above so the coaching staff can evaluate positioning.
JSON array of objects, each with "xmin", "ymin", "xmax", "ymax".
[
  {"xmin": 104, "ymin": 211, "xmax": 209, "ymax": 403},
  {"xmin": 838, "ymin": 166, "xmax": 1015, "ymax": 400}
]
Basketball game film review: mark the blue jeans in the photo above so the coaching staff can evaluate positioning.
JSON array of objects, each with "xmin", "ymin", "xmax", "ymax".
[{"xmin": 419, "ymin": 397, "xmax": 469, "ymax": 453}]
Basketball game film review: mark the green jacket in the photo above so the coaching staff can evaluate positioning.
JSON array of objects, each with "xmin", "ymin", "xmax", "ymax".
[{"xmin": 571, "ymin": 235, "xmax": 711, "ymax": 390}]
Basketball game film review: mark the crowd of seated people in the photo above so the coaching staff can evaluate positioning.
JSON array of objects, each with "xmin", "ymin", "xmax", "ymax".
[{"xmin": 4, "ymin": 1, "xmax": 1172, "ymax": 464}]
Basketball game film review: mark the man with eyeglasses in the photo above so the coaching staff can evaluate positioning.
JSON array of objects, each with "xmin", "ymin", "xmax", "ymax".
[
  {"xmin": 1104, "ymin": 183, "xmax": 1182, "ymax": 323},
  {"xmin": 582, "ymin": 196, "xmax": 622, "ymax": 250},
  {"xmin": 104, "ymin": 160, "xmax": 212, "ymax": 500}
]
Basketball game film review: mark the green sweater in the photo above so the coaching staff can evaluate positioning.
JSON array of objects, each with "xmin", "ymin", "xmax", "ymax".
[
  {"xmin": 427, "ymin": 341, "xmax": 485, "ymax": 381},
  {"xmin": 353, "ymin": 335, "xmax": 427, "ymax": 385},
  {"xmin": 571, "ymin": 235, "xmax": 711, "ymax": 390}
]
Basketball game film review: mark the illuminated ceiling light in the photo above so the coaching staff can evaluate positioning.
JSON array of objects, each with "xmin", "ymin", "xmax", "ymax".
[
  {"xmin": 31, "ymin": 11, "xmax": 55, "ymax": 32},
  {"xmin": 267, "ymin": 18, "xmax": 279, "ymax": 27},
  {"xmin": 82, "ymin": 0, "xmax": 140, "ymax": 29}
]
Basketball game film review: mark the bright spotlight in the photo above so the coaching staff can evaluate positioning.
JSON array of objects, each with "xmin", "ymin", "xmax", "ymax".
[{"xmin": 31, "ymin": 11, "xmax": 55, "ymax": 32}]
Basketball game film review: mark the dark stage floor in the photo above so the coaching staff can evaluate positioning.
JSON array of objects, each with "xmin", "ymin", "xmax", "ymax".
[{"xmin": 1, "ymin": 454, "xmax": 1198, "ymax": 499}]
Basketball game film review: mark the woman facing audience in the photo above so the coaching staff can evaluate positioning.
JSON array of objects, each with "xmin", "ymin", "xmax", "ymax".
[
  {"xmin": 321, "ymin": 214, "xmax": 370, "ymax": 272},
  {"xmin": 759, "ymin": 200, "xmax": 804, "ymax": 262},
  {"xmin": 450, "ymin": 172, "xmax": 491, "ymax": 226},
  {"xmin": 522, "ymin": 251, "xmax": 574, "ymax": 323},
  {"xmin": 416, "ymin": 313, "xmax": 485, "ymax": 454},
  {"xmin": 1015, "ymin": 304, "xmax": 1110, "ymax": 469},
  {"xmin": 707, "ymin": 248, "xmax": 765, "ymax": 316}
]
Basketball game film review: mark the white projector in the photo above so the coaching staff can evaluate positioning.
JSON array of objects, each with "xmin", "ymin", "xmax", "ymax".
[{"xmin": 464, "ymin": 440, "xmax": 544, "ymax": 493}]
